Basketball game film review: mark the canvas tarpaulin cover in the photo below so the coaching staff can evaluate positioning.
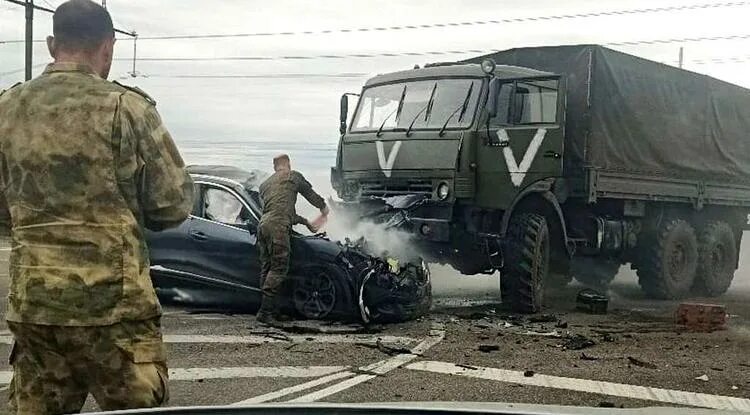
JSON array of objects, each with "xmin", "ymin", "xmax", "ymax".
[{"xmin": 467, "ymin": 45, "xmax": 750, "ymax": 184}]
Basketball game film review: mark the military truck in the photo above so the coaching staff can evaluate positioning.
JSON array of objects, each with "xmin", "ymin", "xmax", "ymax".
[{"xmin": 331, "ymin": 45, "xmax": 750, "ymax": 313}]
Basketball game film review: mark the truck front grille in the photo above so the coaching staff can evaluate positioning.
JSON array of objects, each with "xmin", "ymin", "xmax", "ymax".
[{"xmin": 360, "ymin": 180, "xmax": 433, "ymax": 197}]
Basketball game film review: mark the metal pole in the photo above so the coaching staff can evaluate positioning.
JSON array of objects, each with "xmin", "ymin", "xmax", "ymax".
[
  {"xmin": 678, "ymin": 46, "xmax": 684, "ymax": 69},
  {"xmin": 24, "ymin": 0, "xmax": 33, "ymax": 81},
  {"xmin": 131, "ymin": 33, "xmax": 137, "ymax": 77}
]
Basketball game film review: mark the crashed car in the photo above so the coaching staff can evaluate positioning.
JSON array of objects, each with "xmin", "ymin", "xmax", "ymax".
[{"xmin": 146, "ymin": 165, "xmax": 432, "ymax": 323}]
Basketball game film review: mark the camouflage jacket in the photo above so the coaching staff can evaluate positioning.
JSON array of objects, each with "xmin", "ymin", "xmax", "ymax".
[
  {"xmin": 259, "ymin": 170, "xmax": 325, "ymax": 227},
  {"xmin": 0, "ymin": 63, "xmax": 194, "ymax": 326}
]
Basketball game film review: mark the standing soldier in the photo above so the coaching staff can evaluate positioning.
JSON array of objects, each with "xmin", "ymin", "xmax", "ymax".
[
  {"xmin": 0, "ymin": 0, "xmax": 193, "ymax": 413},
  {"xmin": 257, "ymin": 154, "xmax": 329, "ymax": 325}
]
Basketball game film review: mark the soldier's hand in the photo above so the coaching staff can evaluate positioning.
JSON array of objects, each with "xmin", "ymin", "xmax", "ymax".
[{"xmin": 321, "ymin": 206, "xmax": 330, "ymax": 216}]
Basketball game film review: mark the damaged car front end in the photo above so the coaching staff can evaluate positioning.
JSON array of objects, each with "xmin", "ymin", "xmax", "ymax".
[{"xmin": 146, "ymin": 165, "xmax": 432, "ymax": 324}]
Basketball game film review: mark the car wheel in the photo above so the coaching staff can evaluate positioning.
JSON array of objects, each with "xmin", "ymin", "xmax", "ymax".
[{"xmin": 292, "ymin": 267, "xmax": 338, "ymax": 319}]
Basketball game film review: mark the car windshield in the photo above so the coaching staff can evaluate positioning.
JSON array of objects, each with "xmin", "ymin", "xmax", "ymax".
[{"xmin": 351, "ymin": 78, "xmax": 482, "ymax": 132}]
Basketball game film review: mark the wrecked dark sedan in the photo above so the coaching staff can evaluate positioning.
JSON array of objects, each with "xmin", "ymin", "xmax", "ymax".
[{"xmin": 145, "ymin": 165, "xmax": 432, "ymax": 323}]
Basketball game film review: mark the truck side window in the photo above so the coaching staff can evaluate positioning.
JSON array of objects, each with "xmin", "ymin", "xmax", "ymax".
[
  {"xmin": 513, "ymin": 80, "xmax": 558, "ymax": 124},
  {"xmin": 493, "ymin": 83, "xmax": 514, "ymax": 126}
]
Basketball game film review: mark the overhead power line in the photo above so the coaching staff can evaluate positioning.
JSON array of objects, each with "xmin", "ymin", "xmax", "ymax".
[
  {"xmin": 135, "ymin": 1, "xmax": 750, "ymax": 40},
  {"xmin": 146, "ymin": 73, "xmax": 369, "ymax": 79},
  {"xmin": 2, "ymin": 0, "xmax": 135, "ymax": 37},
  {"xmin": 2, "ymin": 1, "xmax": 747, "ymax": 44},
  {"xmin": 112, "ymin": 34, "xmax": 750, "ymax": 63}
]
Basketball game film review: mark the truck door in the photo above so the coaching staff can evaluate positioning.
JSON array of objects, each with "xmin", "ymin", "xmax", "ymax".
[{"xmin": 476, "ymin": 77, "xmax": 564, "ymax": 209}]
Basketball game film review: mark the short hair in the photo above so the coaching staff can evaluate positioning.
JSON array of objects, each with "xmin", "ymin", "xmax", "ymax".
[
  {"xmin": 273, "ymin": 154, "xmax": 290, "ymax": 169},
  {"xmin": 53, "ymin": 0, "xmax": 114, "ymax": 52}
]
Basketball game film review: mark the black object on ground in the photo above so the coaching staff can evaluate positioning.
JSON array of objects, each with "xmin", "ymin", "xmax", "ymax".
[
  {"xmin": 627, "ymin": 356, "xmax": 658, "ymax": 369},
  {"xmin": 563, "ymin": 334, "xmax": 595, "ymax": 350},
  {"xmin": 580, "ymin": 353, "xmax": 599, "ymax": 361},
  {"xmin": 523, "ymin": 370, "xmax": 535, "ymax": 377},
  {"xmin": 478, "ymin": 344, "xmax": 500, "ymax": 353},
  {"xmin": 576, "ymin": 289, "xmax": 609, "ymax": 314},
  {"xmin": 528, "ymin": 314, "xmax": 557, "ymax": 323}
]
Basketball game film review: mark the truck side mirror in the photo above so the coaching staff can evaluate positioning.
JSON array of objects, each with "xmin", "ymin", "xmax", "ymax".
[
  {"xmin": 339, "ymin": 94, "xmax": 348, "ymax": 135},
  {"xmin": 487, "ymin": 78, "xmax": 501, "ymax": 119}
]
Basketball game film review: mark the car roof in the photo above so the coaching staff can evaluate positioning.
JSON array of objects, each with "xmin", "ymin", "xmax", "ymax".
[{"xmin": 187, "ymin": 165, "xmax": 269, "ymax": 192}]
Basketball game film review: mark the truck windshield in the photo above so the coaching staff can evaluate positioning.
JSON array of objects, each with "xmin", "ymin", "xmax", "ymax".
[{"xmin": 351, "ymin": 78, "xmax": 481, "ymax": 133}]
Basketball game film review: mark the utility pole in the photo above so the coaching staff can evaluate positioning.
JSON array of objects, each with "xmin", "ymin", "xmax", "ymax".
[
  {"xmin": 24, "ymin": 0, "xmax": 33, "ymax": 81},
  {"xmin": 678, "ymin": 46, "xmax": 684, "ymax": 69}
]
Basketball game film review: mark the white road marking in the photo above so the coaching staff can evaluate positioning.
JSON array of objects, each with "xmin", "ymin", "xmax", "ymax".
[
  {"xmin": 169, "ymin": 366, "xmax": 347, "ymax": 381},
  {"xmin": 0, "ymin": 366, "xmax": 346, "ymax": 385},
  {"xmin": 287, "ymin": 330, "xmax": 445, "ymax": 403},
  {"xmin": 0, "ymin": 247, "xmax": 11, "ymax": 251},
  {"xmin": 407, "ymin": 361, "xmax": 750, "ymax": 412},
  {"xmin": 230, "ymin": 371, "xmax": 354, "ymax": 405},
  {"xmin": 0, "ymin": 334, "xmax": 415, "ymax": 346}
]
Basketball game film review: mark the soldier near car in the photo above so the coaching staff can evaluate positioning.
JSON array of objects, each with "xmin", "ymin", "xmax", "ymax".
[
  {"xmin": 257, "ymin": 154, "xmax": 329, "ymax": 324},
  {"xmin": 0, "ymin": 0, "xmax": 194, "ymax": 413}
]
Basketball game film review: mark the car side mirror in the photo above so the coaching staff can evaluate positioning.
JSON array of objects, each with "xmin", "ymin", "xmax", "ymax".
[
  {"xmin": 487, "ymin": 78, "xmax": 501, "ymax": 119},
  {"xmin": 339, "ymin": 94, "xmax": 348, "ymax": 135}
]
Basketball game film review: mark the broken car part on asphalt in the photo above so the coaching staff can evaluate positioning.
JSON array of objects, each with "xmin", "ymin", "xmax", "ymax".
[{"xmin": 675, "ymin": 303, "xmax": 728, "ymax": 332}]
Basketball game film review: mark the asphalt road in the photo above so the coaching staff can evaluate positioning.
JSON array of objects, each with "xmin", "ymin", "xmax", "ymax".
[{"xmin": 0, "ymin": 243, "xmax": 749, "ymax": 413}]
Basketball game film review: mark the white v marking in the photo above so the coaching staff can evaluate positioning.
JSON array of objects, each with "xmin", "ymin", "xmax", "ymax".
[
  {"xmin": 376, "ymin": 140, "xmax": 402, "ymax": 178},
  {"xmin": 498, "ymin": 128, "xmax": 547, "ymax": 187}
]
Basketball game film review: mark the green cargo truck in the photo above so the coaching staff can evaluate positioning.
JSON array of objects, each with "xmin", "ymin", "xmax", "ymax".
[{"xmin": 331, "ymin": 45, "xmax": 750, "ymax": 313}]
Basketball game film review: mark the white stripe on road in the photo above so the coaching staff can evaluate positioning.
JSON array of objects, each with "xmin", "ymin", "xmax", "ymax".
[
  {"xmin": 287, "ymin": 330, "xmax": 445, "ymax": 403},
  {"xmin": 230, "ymin": 371, "xmax": 354, "ymax": 405},
  {"xmin": 0, "ymin": 334, "xmax": 415, "ymax": 346},
  {"xmin": 0, "ymin": 366, "xmax": 347, "ymax": 385},
  {"xmin": 407, "ymin": 361, "xmax": 750, "ymax": 412},
  {"xmin": 170, "ymin": 366, "xmax": 347, "ymax": 381}
]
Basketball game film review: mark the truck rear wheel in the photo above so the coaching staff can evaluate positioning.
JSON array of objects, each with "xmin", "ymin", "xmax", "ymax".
[
  {"xmin": 501, "ymin": 213, "xmax": 549, "ymax": 313},
  {"xmin": 692, "ymin": 221, "xmax": 737, "ymax": 296},
  {"xmin": 636, "ymin": 218, "xmax": 698, "ymax": 299}
]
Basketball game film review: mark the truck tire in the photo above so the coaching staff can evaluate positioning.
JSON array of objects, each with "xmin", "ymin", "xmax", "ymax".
[
  {"xmin": 636, "ymin": 218, "xmax": 698, "ymax": 299},
  {"xmin": 692, "ymin": 221, "xmax": 737, "ymax": 296},
  {"xmin": 501, "ymin": 213, "xmax": 549, "ymax": 313},
  {"xmin": 571, "ymin": 257, "xmax": 620, "ymax": 289}
]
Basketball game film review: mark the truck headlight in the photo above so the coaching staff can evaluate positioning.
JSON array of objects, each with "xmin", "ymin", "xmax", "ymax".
[{"xmin": 436, "ymin": 182, "xmax": 450, "ymax": 200}]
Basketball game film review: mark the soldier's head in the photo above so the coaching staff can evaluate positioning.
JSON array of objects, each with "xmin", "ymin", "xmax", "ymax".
[
  {"xmin": 273, "ymin": 154, "xmax": 291, "ymax": 172},
  {"xmin": 46, "ymin": 0, "xmax": 116, "ymax": 79}
]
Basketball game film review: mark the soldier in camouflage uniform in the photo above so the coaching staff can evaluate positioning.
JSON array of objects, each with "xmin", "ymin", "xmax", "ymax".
[
  {"xmin": 0, "ymin": 1, "xmax": 193, "ymax": 413},
  {"xmin": 257, "ymin": 154, "xmax": 328, "ymax": 325}
]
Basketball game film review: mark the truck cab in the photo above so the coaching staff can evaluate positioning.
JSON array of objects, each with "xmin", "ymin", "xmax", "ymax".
[{"xmin": 332, "ymin": 61, "xmax": 565, "ymax": 276}]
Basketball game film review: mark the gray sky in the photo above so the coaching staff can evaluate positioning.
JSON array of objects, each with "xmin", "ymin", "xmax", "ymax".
[{"xmin": 1, "ymin": 0, "xmax": 749, "ymax": 146}]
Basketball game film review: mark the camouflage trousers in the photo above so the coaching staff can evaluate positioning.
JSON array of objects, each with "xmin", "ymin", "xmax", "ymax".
[
  {"xmin": 7, "ymin": 318, "xmax": 168, "ymax": 414},
  {"xmin": 257, "ymin": 220, "xmax": 291, "ymax": 300}
]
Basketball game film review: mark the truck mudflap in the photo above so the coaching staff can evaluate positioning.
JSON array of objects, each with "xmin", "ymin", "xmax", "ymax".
[{"xmin": 337, "ymin": 238, "xmax": 432, "ymax": 324}]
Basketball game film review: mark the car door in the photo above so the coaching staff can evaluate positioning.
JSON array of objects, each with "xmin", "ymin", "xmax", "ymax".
[
  {"xmin": 476, "ymin": 77, "xmax": 564, "ymax": 209},
  {"xmin": 188, "ymin": 182, "xmax": 262, "ymax": 292},
  {"xmin": 147, "ymin": 182, "xmax": 203, "ymax": 275}
]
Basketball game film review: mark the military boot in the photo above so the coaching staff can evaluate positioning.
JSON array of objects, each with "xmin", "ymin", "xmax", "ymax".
[{"xmin": 256, "ymin": 296, "xmax": 288, "ymax": 327}]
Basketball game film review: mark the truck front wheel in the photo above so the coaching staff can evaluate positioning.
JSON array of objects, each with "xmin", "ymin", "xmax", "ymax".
[
  {"xmin": 692, "ymin": 221, "xmax": 737, "ymax": 296},
  {"xmin": 635, "ymin": 218, "xmax": 698, "ymax": 299},
  {"xmin": 501, "ymin": 213, "xmax": 549, "ymax": 313}
]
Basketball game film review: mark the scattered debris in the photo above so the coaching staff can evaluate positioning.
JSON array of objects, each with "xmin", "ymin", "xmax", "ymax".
[
  {"xmin": 600, "ymin": 332, "xmax": 616, "ymax": 342},
  {"xmin": 356, "ymin": 339, "xmax": 413, "ymax": 356},
  {"xmin": 675, "ymin": 303, "xmax": 728, "ymax": 332},
  {"xmin": 732, "ymin": 386, "xmax": 739, "ymax": 390},
  {"xmin": 739, "ymin": 363, "xmax": 750, "ymax": 368},
  {"xmin": 580, "ymin": 353, "xmax": 599, "ymax": 361},
  {"xmin": 598, "ymin": 402, "xmax": 616, "ymax": 408},
  {"xmin": 523, "ymin": 370, "xmax": 535, "ymax": 377},
  {"xmin": 627, "ymin": 356, "xmax": 658, "ymax": 369},
  {"xmin": 523, "ymin": 330, "xmax": 562, "ymax": 338},
  {"xmin": 528, "ymin": 314, "xmax": 557, "ymax": 323},
  {"xmin": 555, "ymin": 321, "xmax": 569, "ymax": 329},
  {"xmin": 478, "ymin": 344, "xmax": 500, "ymax": 353},
  {"xmin": 576, "ymin": 289, "xmax": 609, "ymax": 314},
  {"xmin": 710, "ymin": 367, "xmax": 724, "ymax": 372},
  {"xmin": 695, "ymin": 374, "xmax": 710, "ymax": 382},
  {"xmin": 456, "ymin": 363, "xmax": 479, "ymax": 370},
  {"xmin": 563, "ymin": 334, "xmax": 595, "ymax": 350}
]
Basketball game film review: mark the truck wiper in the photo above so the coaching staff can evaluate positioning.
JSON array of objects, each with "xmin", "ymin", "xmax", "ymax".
[
  {"xmin": 377, "ymin": 85, "xmax": 408, "ymax": 137},
  {"xmin": 438, "ymin": 82, "xmax": 474, "ymax": 137},
  {"xmin": 406, "ymin": 83, "xmax": 437, "ymax": 137}
]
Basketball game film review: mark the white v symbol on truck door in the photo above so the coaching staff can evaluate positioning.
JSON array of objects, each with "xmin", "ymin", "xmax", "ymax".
[
  {"xmin": 376, "ymin": 140, "xmax": 402, "ymax": 178},
  {"xmin": 497, "ymin": 128, "xmax": 547, "ymax": 187}
]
